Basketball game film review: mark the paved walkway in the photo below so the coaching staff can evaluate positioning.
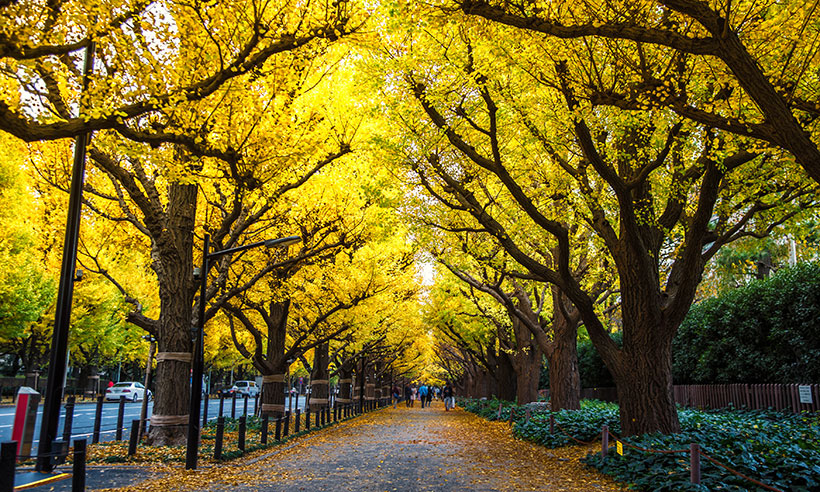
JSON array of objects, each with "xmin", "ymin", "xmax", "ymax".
[{"xmin": 104, "ymin": 401, "xmax": 624, "ymax": 492}]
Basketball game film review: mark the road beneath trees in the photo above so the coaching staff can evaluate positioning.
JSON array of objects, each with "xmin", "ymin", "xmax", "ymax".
[{"xmin": 107, "ymin": 401, "xmax": 626, "ymax": 491}]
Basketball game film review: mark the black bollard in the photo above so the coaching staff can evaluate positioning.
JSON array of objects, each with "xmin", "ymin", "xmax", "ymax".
[
  {"xmin": 305, "ymin": 408, "xmax": 311, "ymax": 430},
  {"xmin": 295, "ymin": 409, "xmax": 301, "ymax": 433},
  {"xmin": 116, "ymin": 396, "xmax": 126, "ymax": 441},
  {"xmin": 219, "ymin": 393, "xmax": 225, "ymax": 417},
  {"xmin": 283, "ymin": 411, "xmax": 290, "ymax": 437},
  {"xmin": 52, "ymin": 439, "xmax": 67, "ymax": 466},
  {"xmin": 238, "ymin": 416, "xmax": 246, "ymax": 452},
  {"xmin": 316, "ymin": 407, "xmax": 321, "ymax": 427},
  {"xmin": 202, "ymin": 392, "xmax": 209, "ymax": 427},
  {"xmin": 243, "ymin": 395, "xmax": 249, "ymax": 416},
  {"xmin": 254, "ymin": 394, "xmax": 260, "ymax": 415},
  {"xmin": 128, "ymin": 420, "xmax": 140, "ymax": 456},
  {"xmin": 231, "ymin": 393, "xmax": 237, "ymax": 419},
  {"xmin": 1, "ymin": 441, "xmax": 16, "ymax": 492},
  {"xmin": 275, "ymin": 417, "xmax": 282, "ymax": 441},
  {"xmin": 72, "ymin": 439, "xmax": 87, "ymax": 492},
  {"xmin": 62, "ymin": 396, "xmax": 75, "ymax": 444},
  {"xmin": 214, "ymin": 417, "xmax": 224, "ymax": 460},
  {"xmin": 261, "ymin": 415, "xmax": 269, "ymax": 444},
  {"xmin": 92, "ymin": 396, "xmax": 104, "ymax": 444}
]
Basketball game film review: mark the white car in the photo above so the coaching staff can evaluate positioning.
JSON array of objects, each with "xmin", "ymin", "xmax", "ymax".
[
  {"xmin": 105, "ymin": 382, "xmax": 152, "ymax": 402},
  {"xmin": 230, "ymin": 380, "xmax": 260, "ymax": 397}
]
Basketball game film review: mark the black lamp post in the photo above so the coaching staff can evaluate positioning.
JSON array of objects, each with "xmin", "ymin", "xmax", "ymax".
[
  {"xmin": 36, "ymin": 43, "xmax": 95, "ymax": 473},
  {"xmin": 185, "ymin": 233, "xmax": 301, "ymax": 470}
]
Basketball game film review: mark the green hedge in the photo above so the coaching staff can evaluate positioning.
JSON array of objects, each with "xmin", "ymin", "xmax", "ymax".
[{"xmin": 673, "ymin": 262, "xmax": 820, "ymax": 384}]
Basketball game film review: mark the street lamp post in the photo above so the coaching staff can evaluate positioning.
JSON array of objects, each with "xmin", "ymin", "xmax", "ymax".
[{"xmin": 185, "ymin": 234, "xmax": 300, "ymax": 470}]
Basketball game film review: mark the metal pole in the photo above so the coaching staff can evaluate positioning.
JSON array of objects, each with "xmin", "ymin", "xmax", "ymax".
[
  {"xmin": 36, "ymin": 42, "xmax": 95, "ymax": 473},
  {"xmin": 1, "ymin": 441, "xmax": 16, "ymax": 492},
  {"xmin": 185, "ymin": 234, "xmax": 208, "ymax": 470},
  {"xmin": 139, "ymin": 339, "xmax": 155, "ymax": 439}
]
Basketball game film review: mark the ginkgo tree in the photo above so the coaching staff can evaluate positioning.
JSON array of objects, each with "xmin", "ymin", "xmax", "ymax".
[
  {"xmin": 373, "ymin": 12, "xmax": 818, "ymax": 434},
  {"xmin": 21, "ymin": 5, "xmax": 368, "ymax": 445},
  {"xmin": 453, "ymin": 0, "xmax": 820, "ymax": 185}
]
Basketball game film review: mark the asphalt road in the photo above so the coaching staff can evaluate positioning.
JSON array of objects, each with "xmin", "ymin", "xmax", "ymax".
[{"xmin": 0, "ymin": 394, "xmax": 308, "ymax": 451}]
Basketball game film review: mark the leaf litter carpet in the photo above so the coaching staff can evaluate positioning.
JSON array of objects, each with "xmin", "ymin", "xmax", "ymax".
[{"xmin": 107, "ymin": 402, "xmax": 626, "ymax": 491}]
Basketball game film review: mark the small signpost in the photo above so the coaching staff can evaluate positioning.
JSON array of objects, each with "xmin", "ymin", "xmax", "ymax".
[
  {"xmin": 12, "ymin": 387, "xmax": 40, "ymax": 460},
  {"xmin": 798, "ymin": 386, "xmax": 813, "ymax": 404}
]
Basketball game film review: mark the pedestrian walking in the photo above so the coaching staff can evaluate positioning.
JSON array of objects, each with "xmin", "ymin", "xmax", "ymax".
[
  {"xmin": 404, "ymin": 384, "xmax": 412, "ymax": 407},
  {"xmin": 419, "ymin": 384, "xmax": 428, "ymax": 408},
  {"xmin": 443, "ymin": 383, "xmax": 455, "ymax": 411},
  {"xmin": 392, "ymin": 384, "xmax": 401, "ymax": 408},
  {"xmin": 410, "ymin": 386, "xmax": 417, "ymax": 407}
]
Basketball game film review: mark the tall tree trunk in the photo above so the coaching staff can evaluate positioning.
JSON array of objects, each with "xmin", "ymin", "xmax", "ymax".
[
  {"xmin": 493, "ymin": 351, "xmax": 517, "ymax": 402},
  {"xmin": 309, "ymin": 343, "xmax": 329, "ymax": 412},
  {"xmin": 545, "ymin": 289, "xmax": 581, "ymax": 411},
  {"xmin": 146, "ymin": 182, "xmax": 197, "ymax": 446},
  {"xmin": 337, "ymin": 365, "xmax": 353, "ymax": 404},
  {"xmin": 513, "ymin": 347, "xmax": 540, "ymax": 404},
  {"xmin": 609, "ymin": 324, "xmax": 679, "ymax": 436},
  {"xmin": 258, "ymin": 301, "xmax": 290, "ymax": 418}
]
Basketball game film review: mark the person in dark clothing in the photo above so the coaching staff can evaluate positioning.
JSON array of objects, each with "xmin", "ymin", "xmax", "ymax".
[
  {"xmin": 443, "ymin": 383, "xmax": 455, "ymax": 411},
  {"xmin": 404, "ymin": 384, "xmax": 412, "ymax": 407},
  {"xmin": 392, "ymin": 384, "xmax": 401, "ymax": 408}
]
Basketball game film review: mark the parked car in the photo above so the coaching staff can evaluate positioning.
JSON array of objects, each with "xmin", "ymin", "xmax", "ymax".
[
  {"xmin": 105, "ymin": 382, "xmax": 152, "ymax": 402},
  {"xmin": 230, "ymin": 380, "xmax": 260, "ymax": 397}
]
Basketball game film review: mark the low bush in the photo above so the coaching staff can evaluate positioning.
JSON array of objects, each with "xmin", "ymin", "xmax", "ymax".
[{"xmin": 460, "ymin": 398, "xmax": 820, "ymax": 491}]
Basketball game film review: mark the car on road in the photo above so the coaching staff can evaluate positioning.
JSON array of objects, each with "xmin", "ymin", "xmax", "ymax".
[
  {"xmin": 230, "ymin": 380, "xmax": 259, "ymax": 397},
  {"xmin": 105, "ymin": 382, "xmax": 152, "ymax": 402}
]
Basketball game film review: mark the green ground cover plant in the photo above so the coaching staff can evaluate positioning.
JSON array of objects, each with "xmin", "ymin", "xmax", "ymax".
[{"xmin": 461, "ymin": 398, "xmax": 820, "ymax": 491}]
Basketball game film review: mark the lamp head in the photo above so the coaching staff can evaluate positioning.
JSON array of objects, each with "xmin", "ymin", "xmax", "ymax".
[{"xmin": 264, "ymin": 235, "xmax": 301, "ymax": 248}]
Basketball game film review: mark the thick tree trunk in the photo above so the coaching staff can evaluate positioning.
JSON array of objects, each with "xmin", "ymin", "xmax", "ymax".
[
  {"xmin": 258, "ymin": 301, "xmax": 290, "ymax": 418},
  {"xmin": 494, "ymin": 352, "xmax": 517, "ymax": 401},
  {"xmin": 337, "ymin": 366, "xmax": 353, "ymax": 404},
  {"xmin": 612, "ymin": 339, "xmax": 679, "ymax": 436},
  {"xmin": 513, "ymin": 347, "xmax": 540, "ymax": 404},
  {"xmin": 145, "ymin": 183, "xmax": 197, "ymax": 446},
  {"xmin": 309, "ymin": 343, "xmax": 329, "ymax": 412},
  {"xmin": 546, "ymin": 292, "xmax": 581, "ymax": 411}
]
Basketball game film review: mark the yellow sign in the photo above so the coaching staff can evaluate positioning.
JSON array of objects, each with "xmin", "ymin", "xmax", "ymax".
[{"xmin": 616, "ymin": 441, "xmax": 624, "ymax": 456}]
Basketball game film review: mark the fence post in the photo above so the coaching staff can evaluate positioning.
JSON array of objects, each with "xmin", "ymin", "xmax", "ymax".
[
  {"xmin": 601, "ymin": 425, "xmax": 609, "ymax": 458},
  {"xmin": 497, "ymin": 402, "xmax": 503, "ymax": 420},
  {"xmin": 295, "ymin": 409, "xmax": 301, "ymax": 433},
  {"xmin": 509, "ymin": 407, "xmax": 515, "ymax": 424},
  {"xmin": 231, "ymin": 393, "xmax": 237, "ymax": 419},
  {"xmin": 202, "ymin": 392, "xmax": 209, "ymax": 427},
  {"xmin": 690, "ymin": 443, "xmax": 701, "ymax": 484},
  {"xmin": 1, "ymin": 441, "xmax": 16, "ymax": 492},
  {"xmin": 92, "ymin": 396, "xmax": 103, "ymax": 444},
  {"xmin": 283, "ymin": 411, "xmax": 290, "ymax": 437},
  {"xmin": 128, "ymin": 420, "xmax": 140, "ymax": 456},
  {"xmin": 116, "ymin": 395, "xmax": 126, "ymax": 441},
  {"xmin": 275, "ymin": 417, "xmax": 282, "ymax": 442},
  {"xmin": 243, "ymin": 395, "xmax": 249, "ymax": 416},
  {"xmin": 218, "ymin": 393, "xmax": 224, "ymax": 418},
  {"xmin": 214, "ymin": 417, "xmax": 224, "ymax": 460},
  {"xmin": 550, "ymin": 414, "xmax": 555, "ymax": 434},
  {"xmin": 62, "ymin": 396, "xmax": 76, "ymax": 443},
  {"xmin": 238, "ymin": 416, "xmax": 246, "ymax": 452},
  {"xmin": 72, "ymin": 439, "xmax": 87, "ymax": 492},
  {"xmin": 306, "ymin": 408, "xmax": 311, "ymax": 430}
]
